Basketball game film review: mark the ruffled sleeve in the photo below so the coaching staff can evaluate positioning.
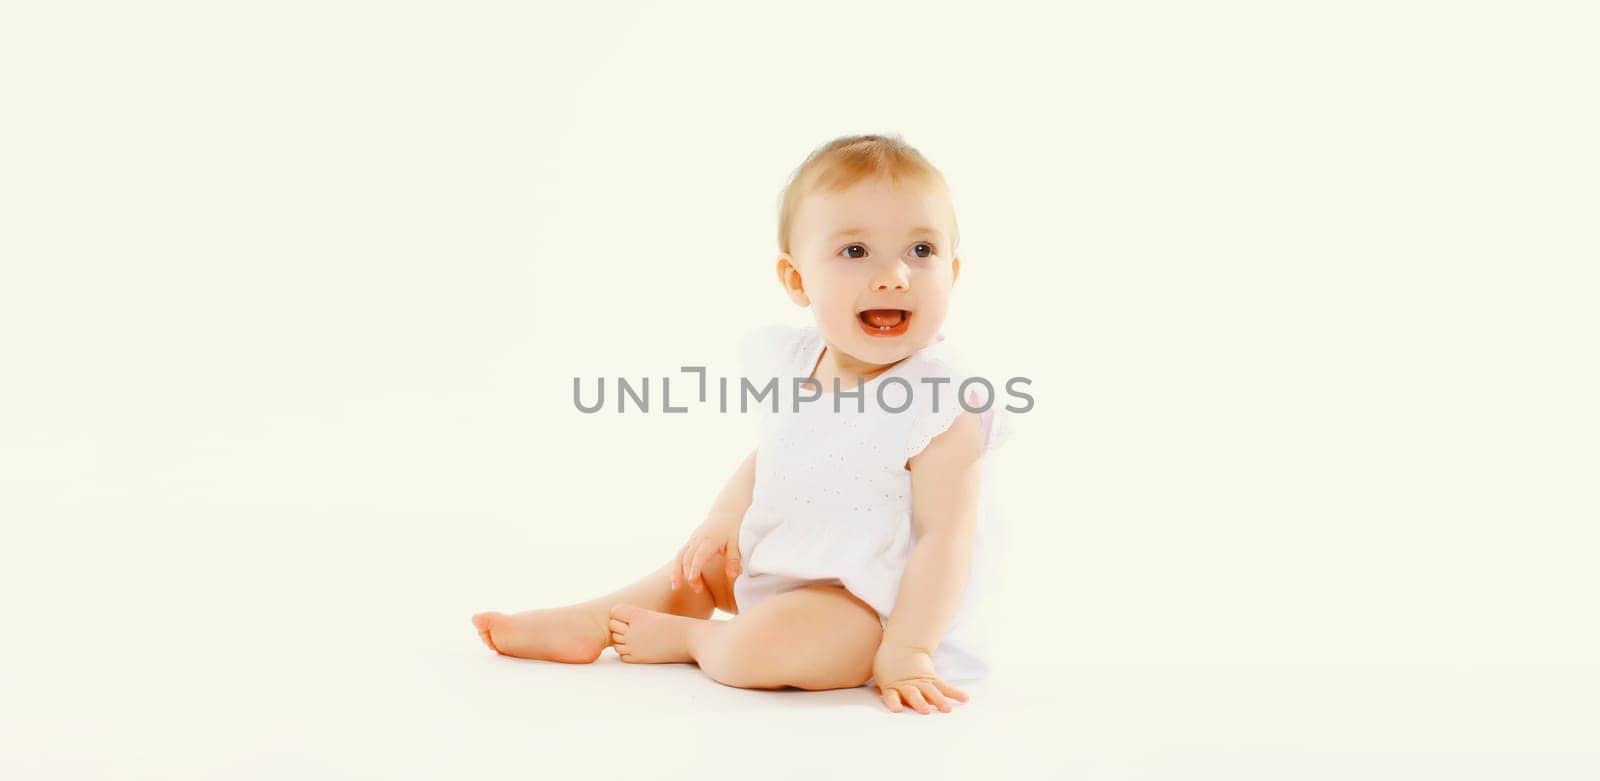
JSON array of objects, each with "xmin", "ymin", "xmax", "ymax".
[
  {"xmin": 737, "ymin": 323, "xmax": 801, "ymax": 385},
  {"xmin": 905, "ymin": 381, "xmax": 1016, "ymax": 461}
]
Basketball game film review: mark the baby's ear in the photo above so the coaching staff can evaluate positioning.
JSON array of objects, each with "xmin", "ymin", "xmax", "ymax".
[{"xmin": 776, "ymin": 255, "xmax": 809, "ymax": 306}]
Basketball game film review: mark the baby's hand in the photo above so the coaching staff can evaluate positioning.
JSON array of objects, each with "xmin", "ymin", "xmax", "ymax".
[
  {"xmin": 872, "ymin": 643, "xmax": 970, "ymax": 714},
  {"xmin": 671, "ymin": 514, "xmax": 743, "ymax": 594}
]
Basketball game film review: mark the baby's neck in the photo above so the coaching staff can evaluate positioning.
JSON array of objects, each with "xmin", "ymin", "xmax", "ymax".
[{"xmin": 806, "ymin": 343, "xmax": 909, "ymax": 394}]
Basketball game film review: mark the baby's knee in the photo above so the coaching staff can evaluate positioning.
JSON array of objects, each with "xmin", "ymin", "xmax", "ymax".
[
  {"xmin": 693, "ymin": 612, "xmax": 791, "ymax": 688},
  {"xmin": 699, "ymin": 588, "xmax": 879, "ymax": 690},
  {"xmin": 710, "ymin": 619, "xmax": 872, "ymax": 691},
  {"xmin": 716, "ymin": 610, "xmax": 790, "ymax": 666}
]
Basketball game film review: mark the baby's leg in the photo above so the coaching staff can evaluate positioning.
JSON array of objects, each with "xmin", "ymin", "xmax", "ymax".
[
  {"xmin": 472, "ymin": 551, "xmax": 738, "ymax": 663},
  {"xmin": 608, "ymin": 583, "xmax": 881, "ymax": 691}
]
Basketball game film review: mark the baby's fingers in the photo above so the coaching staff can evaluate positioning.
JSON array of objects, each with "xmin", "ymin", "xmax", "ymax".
[
  {"xmin": 899, "ymin": 685, "xmax": 933, "ymax": 714},
  {"xmin": 686, "ymin": 539, "xmax": 719, "ymax": 591},
  {"xmin": 880, "ymin": 688, "xmax": 904, "ymax": 713},
  {"xmin": 918, "ymin": 681, "xmax": 953, "ymax": 713},
  {"xmin": 673, "ymin": 537, "xmax": 701, "ymax": 590},
  {"xmin": 685, "ymin": 538, "xmax": 712, "ymax": 580},
  {"xmin": 934, "ymin": 679, "xmax": 969, "ymax": 703},
  {"xmin": 677, "ymin": 540, "xmax": 698, "ymax": 587}
]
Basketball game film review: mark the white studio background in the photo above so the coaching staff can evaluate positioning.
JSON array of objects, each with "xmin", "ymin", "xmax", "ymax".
[{"xmin": 2, "ymin": 2, "xmax": 1596, "ymax": 780}]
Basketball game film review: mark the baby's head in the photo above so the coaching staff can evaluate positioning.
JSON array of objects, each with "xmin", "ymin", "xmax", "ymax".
[{"xmin": 775, "ymin": 134, "xmax": 961, "ymax": 366}]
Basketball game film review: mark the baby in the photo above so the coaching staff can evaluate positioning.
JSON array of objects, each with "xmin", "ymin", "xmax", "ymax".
[{"xmin": 472, "ymin": 134, "xmax": 1013, "ymax": 715}]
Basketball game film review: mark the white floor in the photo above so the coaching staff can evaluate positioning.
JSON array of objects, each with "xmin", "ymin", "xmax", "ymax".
[
  {"xmin": 8, "ymin": 589, "xmax": 1597, "ymax": 780},
  {"xmin": 1, "ymin": 489, "xmax": 1596, "ymax": 780}
]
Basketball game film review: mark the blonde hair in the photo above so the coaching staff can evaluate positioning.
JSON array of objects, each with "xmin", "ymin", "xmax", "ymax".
[{"xmin": 776, "ymin": 133, "xmax": 958, "ymax": 255}]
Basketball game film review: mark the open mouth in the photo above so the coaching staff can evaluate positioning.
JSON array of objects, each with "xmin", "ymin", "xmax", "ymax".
[{"xmin": 857, "ymin": 308, "xmax": 911, "ymax": 337}]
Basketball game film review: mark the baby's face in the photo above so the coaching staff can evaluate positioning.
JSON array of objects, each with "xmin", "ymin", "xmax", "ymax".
[{"xmin": 780, "ymin": 175, "xmax": 961, "ymax": 367}]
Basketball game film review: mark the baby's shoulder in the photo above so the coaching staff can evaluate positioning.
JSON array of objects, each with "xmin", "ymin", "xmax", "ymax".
[
  {"xmin": 737, "ymin": 323, "xmax": 814, "ymax": 379},
  {"xmin": 897, "ymin": 342, "xmax": 1017, "ymax": 455}
]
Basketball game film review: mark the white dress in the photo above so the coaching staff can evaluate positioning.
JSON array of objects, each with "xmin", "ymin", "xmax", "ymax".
[{"xmin": 731, "ymin": 323, "xmax": 1015, "ymax": 684}]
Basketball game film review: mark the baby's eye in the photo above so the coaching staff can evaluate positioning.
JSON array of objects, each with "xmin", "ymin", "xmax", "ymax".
[
  {"xmin": 911, "ymin": 242, "xmax": 935, "ymax": 258},
  {"xmin": 841, "ymin": 244, "xmax": 867, "ymax": 259}
]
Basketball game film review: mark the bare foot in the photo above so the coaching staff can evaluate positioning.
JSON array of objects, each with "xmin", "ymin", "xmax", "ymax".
[
  {"xmin": 471, "ymin": 606, "xmax": 610, "ymax": 664},
  {"xmin": 608, "ymin": 604, "xmax": 704, "ymax": 664}
]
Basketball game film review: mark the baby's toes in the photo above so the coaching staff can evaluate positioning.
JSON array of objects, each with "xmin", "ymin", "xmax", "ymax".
[
  {"xmin": 471, "ymin": 612, "xmax": 503, "ymax": 653},
  {"xmin": 608, "ymin": 605, "xmax": 645, "ymax": 659}
]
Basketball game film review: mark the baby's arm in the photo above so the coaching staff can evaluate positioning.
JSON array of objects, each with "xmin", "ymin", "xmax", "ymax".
[
  {"xmin": 705, "ymin": 447, "xmax": 758, "ymax": 524},
  {"xmin": 674, "ymin": 447, "xmax": 758, "ymax": 592},
  {"xmin": 875, "ymin": 411, "xmax": 986, "ymax": 712}
]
